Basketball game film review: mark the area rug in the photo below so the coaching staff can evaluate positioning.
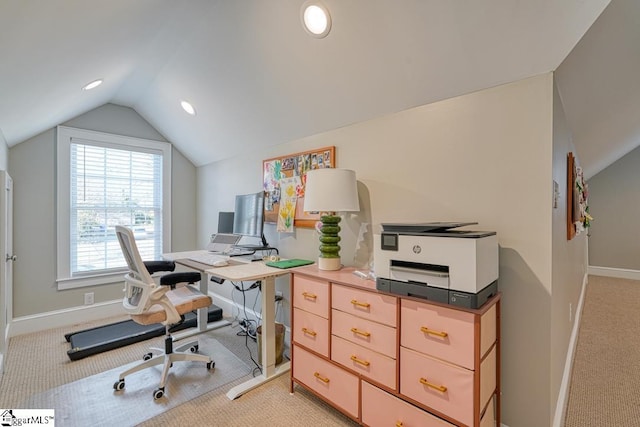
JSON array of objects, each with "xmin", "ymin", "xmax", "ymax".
[{"xmin": 20, "ymin": 335, "xmax": 251, "ymax": 426}]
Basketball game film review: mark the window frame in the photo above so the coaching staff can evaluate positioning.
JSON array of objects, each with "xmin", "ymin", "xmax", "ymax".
[{"xmin": 56, "ymin": 126, "xmax": 172, "ymax": 290}]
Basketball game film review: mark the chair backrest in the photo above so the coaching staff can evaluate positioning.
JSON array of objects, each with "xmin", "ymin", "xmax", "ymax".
[
  {"xmin": 115, "ymin": 225, "xmax": 160, "ymax": 316},
  {"xmin": 115, "ymin": 225, "xmax": 154, "ymax": 285}
]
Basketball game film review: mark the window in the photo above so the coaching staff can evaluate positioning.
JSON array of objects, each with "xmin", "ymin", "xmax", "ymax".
[{"xmin": 56, "ymin": 126, "xmax": 171, "ymax": 289}]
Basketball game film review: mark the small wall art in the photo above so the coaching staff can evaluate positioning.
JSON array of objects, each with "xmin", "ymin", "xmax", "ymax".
[{"xmin": 567, "ymin": 152, "xmax": 592, "ymax": 240}]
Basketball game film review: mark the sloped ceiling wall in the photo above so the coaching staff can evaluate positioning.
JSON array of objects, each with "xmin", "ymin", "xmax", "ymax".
[
  {"xmin": 0, "ymin": 0, "xmax": 613, "ymax": 170},
  {"xmin": 556, "ymin": 0, "xmax": 640, "ymax": 179}
]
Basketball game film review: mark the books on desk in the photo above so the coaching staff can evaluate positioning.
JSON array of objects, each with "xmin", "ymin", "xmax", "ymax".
[
  {"xmin": 225, "ymin": 248, "xmax": 256, "ymax": 257},
  {"xmin": 265, "ymin": 258, "xmax": 315, "ymax": 269}
]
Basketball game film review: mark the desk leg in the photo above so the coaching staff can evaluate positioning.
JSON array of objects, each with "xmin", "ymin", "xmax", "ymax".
[
  {"xmin": 226, "ymin": 275, "xmax": 290, "ymax": 400},
  {"xmin": 197, "ymin": 275, "xmax": 209, "ymax": 333}
]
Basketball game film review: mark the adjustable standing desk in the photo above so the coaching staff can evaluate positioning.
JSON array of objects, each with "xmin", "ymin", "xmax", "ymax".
[
  {"xmin": 206, "ymin": 261, "xmax": 291, "ymax": 400},
  {"xmin": 163, "ymin": 250, "xmax": 291, "ymax": 400}
]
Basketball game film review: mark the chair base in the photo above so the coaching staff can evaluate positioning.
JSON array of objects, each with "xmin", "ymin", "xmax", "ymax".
[{"xmin": 113, "ymin": 331, "xmax": 214, "ymax": 400}]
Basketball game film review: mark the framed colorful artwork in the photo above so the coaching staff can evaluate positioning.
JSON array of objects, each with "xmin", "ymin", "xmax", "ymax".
[
  {"xmin": 263, "ymin": 146, "xmax": 335, "ymax": 229},
  {"xmin": 567, "ymin": 151, "xmax": 592, "ymax": 240}
]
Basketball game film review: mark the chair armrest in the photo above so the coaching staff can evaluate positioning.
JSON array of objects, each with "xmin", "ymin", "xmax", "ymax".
[
  {"xmin": 144, "ymin": 260, "xmax": 176, "ymax": 275},
  {"xmin": 160, "ymin": 271, "xmax": 202, "ymax": 287}
]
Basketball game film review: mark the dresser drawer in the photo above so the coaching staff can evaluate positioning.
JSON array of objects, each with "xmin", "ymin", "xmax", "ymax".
[
  {"xmin": 293, "ymin": 308, "xmax": 330, "ymax": 357},
  {"xmin": 401, "ymin": 299, "xmax": 477, "ymax": 369},
  {"xmin": 293, "ymin": 345, "xmax": 360, "ymax": 418},
  {"xmin": 362, "ymin": 381, "xmax": 454, "ymax": 427},
  {"xmin": 400, "ymin": 347, "xmax": 474, "ymax": 426},
  {"xmin": 293, "ymin": 275, "xmax": 329, "ymax": 318},
  {"xmin": 332, "ymin": 284, "xmax": 397, "ymax": 326},
  {"xmin": 332, "ymin": 309, "xmax": 397, "ymax": 358},
  {"xmin": 331, "ymin": 335, "xmax": 397, "ymax": 390}
]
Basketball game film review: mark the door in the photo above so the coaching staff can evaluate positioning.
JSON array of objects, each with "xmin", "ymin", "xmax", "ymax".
[{"xmin": 0, "ymin": 171, "xmax": 13, "ymax": 373}]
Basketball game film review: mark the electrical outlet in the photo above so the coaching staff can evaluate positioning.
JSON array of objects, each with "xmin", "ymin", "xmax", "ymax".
[{"xmin": 84, "ymin": 292, "xmax": 94, "ymax": 305}]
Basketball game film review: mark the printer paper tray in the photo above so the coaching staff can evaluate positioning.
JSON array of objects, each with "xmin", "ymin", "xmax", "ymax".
[{"xmin": 389, "ymin": 265, "xmax": 449, "ymax": 289}]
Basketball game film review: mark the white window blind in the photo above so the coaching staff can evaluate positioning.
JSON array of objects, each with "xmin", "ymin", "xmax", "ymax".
[
  {"xmin": 56, "ymin": 126, "xmax": 171, "ymax": 290},
  {"xmin": 70, "ymin": 142, "xmax": 162, "ymax": 274}
]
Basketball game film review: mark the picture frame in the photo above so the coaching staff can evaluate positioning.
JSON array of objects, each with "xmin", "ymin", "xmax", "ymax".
[
  {"xmin": 567, "ymin": 152, "xmax": 577, "ymax": 240},
  {"xmin": 263, "ymin": 146, "xmax": 336, "ymax": 228}
]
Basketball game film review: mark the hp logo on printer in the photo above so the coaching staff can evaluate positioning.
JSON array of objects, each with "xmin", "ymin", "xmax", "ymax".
[{"xmin": 412, "ymin": 245, "xmax": 422, "ymax": 254}]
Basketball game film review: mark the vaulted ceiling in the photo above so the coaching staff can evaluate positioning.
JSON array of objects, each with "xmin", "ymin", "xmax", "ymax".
[{"xmin": 2, "ymin": 0, "xmax": 634, "ymax": 180}]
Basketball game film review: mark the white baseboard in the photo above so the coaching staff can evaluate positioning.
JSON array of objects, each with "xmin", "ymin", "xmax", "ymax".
[
  {"xmin": 552, "ymin": 273, "xmax": 588, "ymax": 427},
  {"xmin": 588, "ymin": 265, "xmax": 640, "ymax": 280},
  {"xmin": 9, "ymin": 288, "xmax": 236, "ymax": 338},
  {"xmin": 9, "ymin": 299, "xmax": 124, "ymax": 337},
  {"xmin": 8, "ymin": 289, "xmax": 288, "ymax": 339}
]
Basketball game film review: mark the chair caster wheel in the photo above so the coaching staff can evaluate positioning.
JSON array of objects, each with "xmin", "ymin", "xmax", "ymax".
[
  {"xmin": 190, "ymin": 345, "xmax": 198, "ymax": 353},
  {"xmin": 207, "ymin": 361, "xmax": 215, "ymax": 370},
  {"xmin": 143, "ymin": 352, "xmax": 153, "ymax": 361},
  {"xmin": 113, "ymin": 379, "xmax": 125, "ymax": 391},
  {"xmin": 153, "ymin": 387, "xmax": 164, "ymax": 400}
]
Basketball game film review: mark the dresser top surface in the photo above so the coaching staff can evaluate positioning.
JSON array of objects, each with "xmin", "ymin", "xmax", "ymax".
[{"xmin": 292, "ymin": 265, "xmax": 500, "ymax": 314}]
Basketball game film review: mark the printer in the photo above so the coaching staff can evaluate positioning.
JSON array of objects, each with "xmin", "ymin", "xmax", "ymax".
[{"xmin": 374, "ymin": 222, "xmax": 498, "ymax": 309}]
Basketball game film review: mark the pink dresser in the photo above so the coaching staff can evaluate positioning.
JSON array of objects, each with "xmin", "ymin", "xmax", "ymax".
[{"xmin": 290, "ymin": 266, "xmax": 501, "ymax": 427}]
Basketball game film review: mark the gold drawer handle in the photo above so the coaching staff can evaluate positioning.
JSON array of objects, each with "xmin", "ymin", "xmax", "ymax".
[
  {"xmin": 350, "ymin": 299, "xmax": 370, "ymax": 308},
  {"xmin": 350, "ymin": 327, "xmax": 371, "ymax": 337},
  {"xmin": 301, "ymin": 327, "xmax": 317, "ymax": 337},
  {"xmin": 302, "ymin": 291, "xmax": 317, "ymax": 300},
  {"xmin": 396, "ymin": 422, "xmax": 403, "ymax": 427},
  {"xmin": 314, "ymin": 372, "xmax": 330, "ymax": 383},
  {"xmin": 420, "ymin": 326, "xmax": 448, "ymax": 338},
  {"xmin": 419, "ymin": 377, "xmax": 447, "ymax": 393},
  {"xmin": 350, "ymin": 355, "xmax": 370, "ymax": 367}
]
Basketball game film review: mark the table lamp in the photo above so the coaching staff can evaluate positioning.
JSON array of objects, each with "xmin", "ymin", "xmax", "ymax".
[{"xmin": 303, "ymin": 168, "xmax": 360, "ymax": 270}]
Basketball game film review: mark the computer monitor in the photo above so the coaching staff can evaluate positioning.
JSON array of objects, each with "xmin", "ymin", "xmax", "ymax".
[
  {"xmin": 232, "ymin": 191, "xmax": 269, "ymax": 248},
  {"xmin": 218, "ymin": 211, "xmax": 235, "ymax": 234}
]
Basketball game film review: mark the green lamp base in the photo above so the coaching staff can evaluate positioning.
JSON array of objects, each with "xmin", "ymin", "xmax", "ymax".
[{"xmin": 317, "ymin": 215, "xmax": 342, "ymax": 271}]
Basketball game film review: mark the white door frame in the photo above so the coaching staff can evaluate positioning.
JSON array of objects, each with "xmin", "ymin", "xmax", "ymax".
[{"xmin": 0, "ymin": 171, "xmax": 13, "ymax": 374}]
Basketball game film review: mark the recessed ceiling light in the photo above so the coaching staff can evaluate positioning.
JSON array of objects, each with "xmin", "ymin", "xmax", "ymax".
[
  {"xmin": 301, "ymin": 2, "xmax": 331, "ymax": 38},
  {"xmin": 180, "ymin": 100, "xmax": 196, "ymax": 116},
  {"xmin": 82, "ymin": 79, "xmax": 103, "ymax": 91}
]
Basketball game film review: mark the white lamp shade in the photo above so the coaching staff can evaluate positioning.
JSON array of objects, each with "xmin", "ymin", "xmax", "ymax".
[{"xmin": 303, "ymin": 168, "xmax": 360, "ymax": 213}]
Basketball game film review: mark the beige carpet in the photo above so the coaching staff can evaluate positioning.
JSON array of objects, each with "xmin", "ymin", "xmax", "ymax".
[
  {"xmin": 0, "ymin": 316, "xmax": 358, "ymax": 426},
  {"xmin": 564, "ymin": 275, "xmax": 640, "ymax": 426}
]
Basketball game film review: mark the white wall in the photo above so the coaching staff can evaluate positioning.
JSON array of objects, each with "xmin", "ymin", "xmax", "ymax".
[
  {"xmin": 198, "ymin": 74, "xmax": 573, "ymax": 426},
  {"xmin": 550, "ymin": 80, "xmax": 589, "ymax": 426},
  {"xmin": 8, "ymin": 104, "xmax": 197, "ymax": 317},
  {"xmin": 587, "ymin": 144, "xmax": 640, "ymax": 270}
]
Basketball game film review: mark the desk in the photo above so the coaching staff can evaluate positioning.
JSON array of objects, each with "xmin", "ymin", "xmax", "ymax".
[{"xmin": 163, "ymin": 250, "xmax": 291, "ymax": 400}]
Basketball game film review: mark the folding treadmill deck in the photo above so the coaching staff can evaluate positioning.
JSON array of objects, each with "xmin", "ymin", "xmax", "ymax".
[{"xmin": 65, "ymin": 305, "xmax": 223, "ymax": 361}]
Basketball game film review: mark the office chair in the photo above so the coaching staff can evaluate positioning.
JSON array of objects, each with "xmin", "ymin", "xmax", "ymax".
[{"xmin": 112, "ymin": 225, "xmax": 215, "ymax": 400}]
